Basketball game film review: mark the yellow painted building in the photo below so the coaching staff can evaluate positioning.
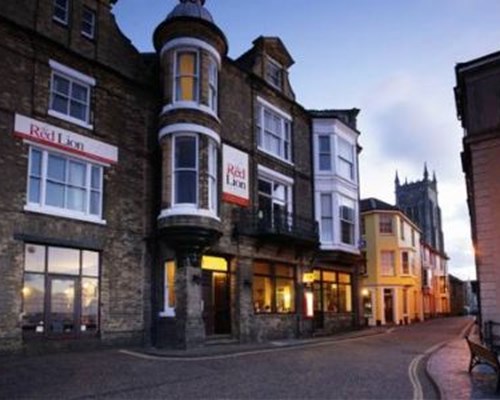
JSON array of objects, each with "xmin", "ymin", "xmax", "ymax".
[{"xmin": 360, "ymin": 198, "xmax": 424, "ymax": 326}]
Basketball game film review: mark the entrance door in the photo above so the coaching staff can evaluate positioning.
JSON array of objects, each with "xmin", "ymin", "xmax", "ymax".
[
  {"xmin": 384, "ymin": 289, "xmax": 394, "ymax": 324},
  {"xmin": 202, "ymin": 270, "xmax": 231, "ymax": 336},
  {"xmin": 313, "ymin": 281, "xmax": 324, "ymax": 330},
  {"xmin": 48, "ymin": 277, "xmax": 78, "ymax": 336}
]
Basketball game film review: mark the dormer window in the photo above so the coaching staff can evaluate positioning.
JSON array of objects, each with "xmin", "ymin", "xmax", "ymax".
[
  {"xmin": 174, "ymin": 50, "xmax": 199, "ymax": 102},
  {"xmin": 266, "ymin": 58, "xmax": 282, "ymax": 89}
]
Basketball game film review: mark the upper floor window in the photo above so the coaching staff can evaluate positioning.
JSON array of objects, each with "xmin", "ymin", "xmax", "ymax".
[
  {"xmin": 339, "ymin": 197, "xmax": 355, "ymax": 245},
  {"xmin": 337, "ymin": 137, "xmax": 354, "ymax": 180},
  {"xmin": 208, "ymin": 140, "xmax": 218, "ymax": 213},
  {"xmin": 53, "ymin": 0, "xmax": 69, "ymax": 25},
  {"xmin": 411, "ymin": 229, "xmax": 416, "ymax": 246},
  {"xmin": 49, "ymin": 60, "xmax": 95, "ymax": 129},
  {"xmin": 381, "ymin": 250, "xmax": 395, "ymax": 276},
  {"xmin": 320, "ymin": 193, "xmax": 333, "ymax": 242},
  {"xmin": 173, "ymin": 135, "xmax": 198, "ymax": 205},
  {"xmin": 400, "ymin": 218, "xmax": 405, "ymax": 240},
  {"xmin": 266, "ymin": 58, "xmax": 282, "ymax": 89},
  {"xmin": 26, "ymin": 147, "xmax": 103, "ymax": 222},
  {"xmin": 318, "ymin": 135, "xmax": 331, "ymax": 171},
  {"xmin": 208, "ymin": 57, "xmax": 218, "ymax": 112},
  {"xmin": 258, "ymin": 176, "xmax": 292, "ymax": 230},
  {"xmin": 256, "ymin": 99, "xmax": 292, "ymax": 162},
  {"xmin": 401, "ymin": 251, "xmax": 409, "ymax": 274},
  {"xmin": 81, "ymin": 7, "xmax": 96, "ymax": 39},
  {"xmin": 175, "ymin": 50, "xmax": 198, "ymax": 102},
  {"xmin": 379, "ymin": 214, "xmax": 393, "ymax": 234}
]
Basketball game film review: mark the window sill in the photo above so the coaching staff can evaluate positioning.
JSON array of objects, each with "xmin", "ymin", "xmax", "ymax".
[
  {"xmin": 48, "ymin": 109, "xmax": 93, "ymax": 131},
  {"xmin": 158, "ymin": 206, "xmax": 220, "ymax": 221},
  {"xmin": 24, "ymin": 204, "xmax": 106, "ymax": 225},
  {"xmin": 161, "ymin": 102, "xmax": 220, "ymax": 123}
]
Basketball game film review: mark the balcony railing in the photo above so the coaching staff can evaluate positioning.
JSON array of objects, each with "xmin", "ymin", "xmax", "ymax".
[{"xmin": 234, "ymin": 208, "xmax": 319, "ymax": 245}]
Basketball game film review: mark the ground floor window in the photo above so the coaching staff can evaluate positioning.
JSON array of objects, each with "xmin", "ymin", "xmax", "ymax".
[
  {"xmin": 253, "ymin": 261, "xmax": 295, "ymax": 314},
  {"xmin": 21, "ymin": 243, "xmax": 99, "ymax": 337},
  {"xmin": 313, "ymin": 269, "xmax": 352, "ymax": 313}
]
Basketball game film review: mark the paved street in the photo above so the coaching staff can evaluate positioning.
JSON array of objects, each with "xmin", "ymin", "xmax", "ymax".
[{"xmin": 0, "ymin": 317, "xmax": 471, "ymax": 399}]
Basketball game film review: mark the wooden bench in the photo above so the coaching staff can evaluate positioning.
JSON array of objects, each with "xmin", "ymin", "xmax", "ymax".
[{"xmin": 465, "ymin": 335, "xmax": 500, "ymax": 392}]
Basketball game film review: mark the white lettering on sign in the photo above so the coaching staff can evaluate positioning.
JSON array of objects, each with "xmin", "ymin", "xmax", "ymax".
[
  {"xmin": 222, "ymin": 144, "xmax": 249, "ymax": 207},
  {"xmin": 13, "ymin": 114, "xmax": 118, "ymax": 164}
]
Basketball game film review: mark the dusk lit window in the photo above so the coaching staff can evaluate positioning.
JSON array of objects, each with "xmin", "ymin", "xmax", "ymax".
[
  {"xmin": 175, "ymin": 51, "xmax": 198, "ymax": 102},
  {"xmin": 379, "ymin": 214, "xmax": 393, "ymax": 234},
  {"xmin": 381, "ymin": 251, "xmax": 395, "ymax": 276},
  {"xmin": 313, "ymin": 270, "xmax": 352, "ymax": 314},
  {"xmin": 253, "ymin": 262, "xmax": 295, "ymax": 314}
]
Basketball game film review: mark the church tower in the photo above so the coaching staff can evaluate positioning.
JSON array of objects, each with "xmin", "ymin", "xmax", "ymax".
[{"xmin": 395, "ymin": 164, "xmax": 445, "ymax": 253}]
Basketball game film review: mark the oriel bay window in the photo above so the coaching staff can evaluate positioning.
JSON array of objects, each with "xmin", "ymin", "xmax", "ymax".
[
  {"xmin": 26, "ymin": 147, "xmax": 104, "ymax": 222},
  {"xmin": 173, "ymin": 135, "xmax": 198, "ymax": 205},
  {"xmin": 313, "ymin": 270, "xmax": 353, "ymax": 313},
  {"xmin": 339, "ymin": 197, "xmax": 355, "ymax": 245},
  {"xmin": 22, "ymin": 244, "xmax": 99, "ymax": 337},
  {"xmin": 337, "ymin": 137, "xmax": 354, "ymax": 180},
  {"xmin": 175, "ymin": 50, "xmax": 199, "ymax": 102},
  {"xmin": 253, "ymin": 262, "xmax": 295, "ymax": 313}
]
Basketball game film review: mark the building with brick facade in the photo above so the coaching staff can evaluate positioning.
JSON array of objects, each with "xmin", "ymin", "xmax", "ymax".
[
  {"xmin": 455, "ymin": 50, "xmax": 500, "ymax": 335},
  {"xmin": 0, "ymin": 0, "xmax": 362, "ymax": 353}
]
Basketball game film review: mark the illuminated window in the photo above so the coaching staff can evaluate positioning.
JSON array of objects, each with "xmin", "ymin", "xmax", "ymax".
[
  {"xmin": 253, "ymin": 262, "xmax": 295, "ymax": 313},
  {"xmin": 163, "ymin": 261, "xmax": 176, "ymax": 316},
  {"xmin": 175, "ymin": 51, "xmax": 198, "ymax": 102},
  {"xmin": 313, "ymin": 269, "xmax": 352, "ymax": 313}
]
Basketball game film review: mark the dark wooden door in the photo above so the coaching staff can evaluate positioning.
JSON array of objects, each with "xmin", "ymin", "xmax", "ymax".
[
  {"xmin": 213, "ymin": 272, "xmax": 230, "ymax": 335},
  {"xmin": 313, "ymin": 282, "xmax": 324, "ymax": 330},
  {"xmin": 384, "ymin": 289, "xmax": 394, "ymax": 324}
]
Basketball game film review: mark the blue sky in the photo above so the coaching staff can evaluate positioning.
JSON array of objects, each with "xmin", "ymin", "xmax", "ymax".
[{"xmin": 113, "ymin": 0, "xmax": 500, "ymax": 280}]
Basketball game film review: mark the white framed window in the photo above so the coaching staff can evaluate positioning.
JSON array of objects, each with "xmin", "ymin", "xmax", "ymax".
[
  {"xmin": 257, "ymin": 167, "xmax": 293, "ymax": 230},
  {"xmin": 337, "ymin": 137, "xmax": 354, "ymax": 180},
  {"xmin": 49, "ymin": 61, "xmax": 95, "ymax": 129},
  {"xmin": 173, "ymin": 134, "xmax": 198, "ymax": 205},
  {"xmin": 26, "ymin": 147, "xmax": 104, "ymax": 223},
  {"xmin": 320, "ymin": 193, "xmax": 333, "ymax": 242},
  {"xmin": 174, "ymin": 50, "xmax": 199, "ymax": 102},
  {"xmin": 381, "ymin": 251, "xmax": 395, "ymax": 276},
  {"xmin": 53, "ymin": 0, "xmax": 69, "ymax": 25},
  {"xmin": 256, "ymin": 99, "xmax": 292, "ymax": 162},
  {"xmin": 208, "ymin": 56, "xmax": 218, "ymax": 112},
  {"xmin": 339, "ymin": 197, "xmax": 355, "ymax": 245},
  {"xmin": 379, "ymin": 214, "xmax": 393, "ymax": 234},
  {"xmin": 318, "ymin": 135, "xmax": 331, "ymax": 171},
  {"xmin": 208, "ymin": 140, "xmax": 218, "ymax": 214},
  {"xmin": 81, "ymin": 7, "xmax": 96, "ymax": 39},
  {"xmin": 266, "ymin": 58, "xmax": 282, "ymax": 89}
]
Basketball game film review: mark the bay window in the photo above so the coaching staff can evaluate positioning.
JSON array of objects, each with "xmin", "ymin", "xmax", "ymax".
[
  {"xmin": 318, "ymin": 135, "xmax": 331, "ymax": 171},
  {"xmin": 381, "ymin": 250, "xmax": 395, "ymax": 276},
  {"xmin": 337, "ymin": 137, "xmax": 354, "ymax": 180},
  {"xmin": 173, "ymin": 135, "xmax": 198, "ymax": 205},
  {"xmin": 208, "ymin": 140, "xmax": 218, "ymax": 213},
  {"xmin": 208, "ymin": 56, "xmax": 218, "ymax": 112},
  {"xmin": 339, "ymin": 197, "xmax": 355, "ymax": 245},
  {"xmin": 26, "ymin": 147, "xmax": 104, "ymax": 222},
  {"xmin": 320, "ymin": 193, "xmax": 333, "ymax": 242}
]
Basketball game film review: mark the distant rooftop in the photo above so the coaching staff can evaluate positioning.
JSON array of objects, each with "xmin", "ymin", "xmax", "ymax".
[{"xmin": 360, "ymin": 197, "xmax": 399, "ymax": 213}]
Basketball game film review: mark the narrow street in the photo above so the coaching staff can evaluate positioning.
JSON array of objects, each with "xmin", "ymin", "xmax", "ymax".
[{"xmin": 0, "ymin": 317, "xmax": 471, "ymax": 399}]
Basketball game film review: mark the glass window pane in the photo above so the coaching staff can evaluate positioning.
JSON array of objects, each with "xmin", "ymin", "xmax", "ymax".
[
  {"xmin": 175, "ymin": 137, "xmax": 196, "ymax": 168},
  {"xmin": 66, "ymin": 187, "xmax": 86, "ymax": 211},
  {"xmin": 46, "ymin": 182, "xmax": 65, "ymax": 208},
  {"xmin": 324, "ymin": 282, "xmax": 339, "ymax": 312},
  {"xmin": 30, "ymin": 149, "xmax": 42, "ymax": 176},
  {"xmin": 321, "ymin": 194, "xmax": 332, "ymax": 217},
  {"xmin": 22, "ymin": 273, "xmax": 45, "ymax": 333},
  {"xmin": 47, "ymin": 155, "xmax": 66, "ymax": 181},
  {"xmin": 338, "ymin": 273, "xmax": 351, "ymax": 283},
  {"xmin": 175, "ymin": 171, "xmax": 196, "ymax": 203},
  {"xmin": 49, "ymin": 278, "xmax": 75, "ymax": 333},
  {"xmin": 48, "ymin": 247, "xmax": 80, "ymax": 275},
  {"xmin": 51, "ymin": 94, "xmax": 68, "ymax": 114},
  {"xmin": 90, "ymin": 191, "xmax": 100, "ymax": 215},
  {"xmin": 29, "ymin": 177, "xmax": 41, "ymax": 203},
  {"xmin": 53, "ymin": 75, "xmax": 70, "ymax": 95},
  {"xmin": 323, "ymin": 271, "xmax": 336, "ymax": 282},
  {"xmin": 81, "ymin": 278, "xmax": 99, "ymax": 333},
  {"xmin": 70, "ymin": 101, "xmax": 87, "ymax": 121},
  {"xmin": 319, "ymin": 136, "xmax": 330, "ymax": 152},
  {"xmin": 72, "ymin": 83, "xmax": 88, "ymax": 102},
  {"xmin": 276, "ymin": 278, "xmax": 295, "ymax": 312},
  {"xmin": 82, "ymin": 250, "xmax": 99, "ymax": 276},
  {"xmin": 25, "ymin": 244, "xmax": 46, "ymax": 272},
  {"xmin": 339, "ymin": 284, "xmax": 352, "ymax": 312},
  {"xmin": 68, "ymin": 161, "xmax": 86, "ymax": 187},
  {"xmin": 258, "ymin": 179, "xmax": 271, "ymax": 195},
  {"xmin": 253, "ymin": 275, "xmax": 272, "ymax": 313},
  {"xmin": 91, "ymin": 166, "xmax": 101, "ymax": 190},
  {"xmin": 319, "ymin": 155, "xmax": 331, "ymax": 171}
]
